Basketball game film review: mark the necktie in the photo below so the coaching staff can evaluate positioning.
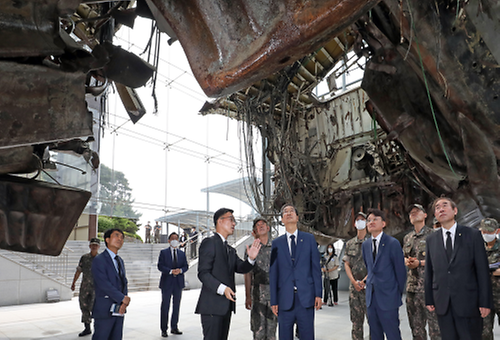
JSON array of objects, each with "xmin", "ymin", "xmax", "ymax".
[
  {"xmin": 446, "ymin": 231, "xmax": 453, "ymax": 262},
  {"xmin": 115, "ymin": 255, "xmax": 126, "ymax": 293},
  {"xmin": 372, "ymin": 239, "xmax": 377, "ymax": 261},
  {"xmin": 224, "ymin": 240, "xmax": 230, "ymax": 255},
  {"xmin": 290, "ymin": 235, "xmax": 297, "ymax": 261},
  {"xmin": 173, "ymin": 249, "xmax": 178, "ymax": 268}
]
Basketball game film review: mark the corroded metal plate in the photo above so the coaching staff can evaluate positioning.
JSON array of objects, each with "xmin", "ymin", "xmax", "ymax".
[
  {"xmin": 149, "ymin": 0, "xmax": 380, "ymax": 97},
  {"xmin": 0, "ymin": 175, "xmax": 91, "ymax": 256}
]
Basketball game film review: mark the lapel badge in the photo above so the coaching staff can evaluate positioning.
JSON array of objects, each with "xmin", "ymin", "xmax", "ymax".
[{"xmin": 422, "ymin": 251, "xmax": 426, "ymax": 256}]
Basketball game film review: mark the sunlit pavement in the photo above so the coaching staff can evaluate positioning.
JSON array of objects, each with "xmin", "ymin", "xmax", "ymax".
[{"xmin": 1, "ymin": 286, "xmax": 499, "ymax": 340}]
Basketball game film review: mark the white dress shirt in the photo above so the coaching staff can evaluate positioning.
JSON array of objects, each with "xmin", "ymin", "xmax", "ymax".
[
  {"xmin": 286, "ymin": 229, "xmax": 299, "ymax": 256},
  {"xmin": 372, "ymin": 231, "xmax": 383, "ymax": 255},
  {"xmin": 441, "ymin": 222, "xmax": 457, "ymax": 249},
  {"xmin": 216, "ymin": 233, "xmax": 255, "ymax": 295}
]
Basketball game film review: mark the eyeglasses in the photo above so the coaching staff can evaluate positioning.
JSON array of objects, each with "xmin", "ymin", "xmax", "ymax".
[
  {"xmin": 366, "ymin": 217, "xmax": 382, "ymax": 223},
  {"xmin": 220, "ymin": 216, "xmax": 237, "ymax": 224}
]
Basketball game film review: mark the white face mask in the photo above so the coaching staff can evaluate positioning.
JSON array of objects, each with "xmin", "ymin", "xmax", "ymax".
[
  {"xmin": 355, "ymin": 220, "xmax": 366, "ymax": 230},
  {"xmin": 482, "ymin": 233, "xmax": 497, "ymax": 243},
  {"xmin": 170, "ymin": 240, "xmax": 179, "ymax": 248},
  {"xmin": 327, "ymin": 248, "xmax": 333, "ymax": 253}
]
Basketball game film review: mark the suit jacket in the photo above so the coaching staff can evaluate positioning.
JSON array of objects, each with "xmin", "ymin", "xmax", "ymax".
[
  {"xmin": 158, "ymin": 247, "xmax": 189, "ymax": 290},
  {"xmin": 362, "ymin": 232, "xmax": 406, "ymax": 311},
  {"xmin": 269, "ymin": 231, "xmax": 322, "ymax": 310},
  {"xmin": 424, "ymin": 224, "xmax": 492, "ymax": 317},
  {"xmin": 92, "ymin": 249, "xmax": 128, "ymax": 319},
  {"xmin": 195, "ymin": 234, "xmax": 253, "ymax": 315}
]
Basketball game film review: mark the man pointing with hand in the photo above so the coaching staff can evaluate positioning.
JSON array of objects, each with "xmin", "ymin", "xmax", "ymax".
[{"xmin": 195, "ymin": 208, "xmax": 261, "ymax": 340}]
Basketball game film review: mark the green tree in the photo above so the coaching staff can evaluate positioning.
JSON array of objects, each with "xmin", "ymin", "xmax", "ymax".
[
  {"xmin": 113, "ymin": 217, "xmax": 139, "ymax": 234},
  {"xmin": 98, "ymin": 216, "xmax": 142, "ymax": 242},
  {"xmin": 99, "ymin": 164, "xmax": 142, "ymax": 219},
  {"xmin": 98, "ymin": 216, "xmax": 114, "ymax": 232}
]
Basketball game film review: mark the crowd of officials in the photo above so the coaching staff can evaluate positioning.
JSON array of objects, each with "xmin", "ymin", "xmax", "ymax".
[{"xmin": 70, "ymin": 197, "xmax": 500, "ymax": 340}]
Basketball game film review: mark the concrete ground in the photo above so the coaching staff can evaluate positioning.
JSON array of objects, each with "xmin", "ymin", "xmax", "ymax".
[{"xmin": 0, "ymin": 287, "xmax": 498, "ymax": 340}]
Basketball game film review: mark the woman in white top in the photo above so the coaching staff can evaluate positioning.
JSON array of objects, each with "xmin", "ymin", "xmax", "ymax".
[{"xmin": 322, "ymin": 244, "xmax": 340, "ymax": 306}]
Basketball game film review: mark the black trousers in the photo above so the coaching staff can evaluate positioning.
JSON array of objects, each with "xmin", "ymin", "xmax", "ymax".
[
  {"xmin": 201, "ymin": 311, "xmax": 231, "ymax": 340},
  {"xmin": 437, "ymin": 301, "xmax": 483, "ymax": 340},
  {"xmin": 323, "ymin": 278, "xmax": 339, "ymax": 303}
]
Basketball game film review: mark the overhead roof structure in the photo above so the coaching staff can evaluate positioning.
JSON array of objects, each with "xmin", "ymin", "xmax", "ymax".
[
  {"xmin": 201, "ymin": 177, "xmax": 257, "ymax": 209},
  {"xmin": 156, "ymin": 210, "xmax": 213, "ymax": 231},
  {"xmin": 157, "ymin": 177, "xmax": 258, "ymax": 230}
]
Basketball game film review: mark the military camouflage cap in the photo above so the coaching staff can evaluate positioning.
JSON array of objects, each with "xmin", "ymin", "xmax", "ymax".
[
  {"xmin": 90, "ymin": 237, "xmax": 101, "ymax": 245},
  {"xmin": 408, "ymin": 203, "xmax": 426, "ymax": 213},
  {"xmin": 480, "ymin": 218, "xmax": 499, "ymax": 232},
  {"xmin": 356, "ymin": 212, "xmax": 367, "ymax": 219},
  {"xmin": 252, "ymin": 217, "xmax": 268, "ymax": 229}
]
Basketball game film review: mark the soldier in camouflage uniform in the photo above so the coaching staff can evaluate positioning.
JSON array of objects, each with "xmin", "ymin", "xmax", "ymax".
[
  {"xmin": 343, "ymin": 212, "xmax": 369, "ymax": 340},
  {"xmin": 403, "ymin": 204, "xmax": 441, "ymax": 340},
  {"xmin": 480, "ymin": 218, "xmax": 500, "ymax": 340},
  {"xmin": 71, "ymin": 238, "xmax": 100, "ymax": 337},
  {"xmin": 245, "ymin": 217, "xmax": 277, "ymax": 340}
]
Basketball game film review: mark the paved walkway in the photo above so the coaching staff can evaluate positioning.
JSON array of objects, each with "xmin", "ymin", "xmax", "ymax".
[{"xmin": 0, "ymin": 286, "xmax": 498, "ymax": 339}]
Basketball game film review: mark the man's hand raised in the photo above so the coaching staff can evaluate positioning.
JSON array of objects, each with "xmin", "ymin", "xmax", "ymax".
[{"xmin": 246, "ymin": 239, "xmax": 262, "ymax": 261}]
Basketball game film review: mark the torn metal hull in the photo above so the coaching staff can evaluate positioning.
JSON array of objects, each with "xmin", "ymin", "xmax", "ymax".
[
  {"xmin": 0, "ymin": 175, "xmax": 91, "ymax": 256},
  {"xmin": 201, "ymin": 0, "xmax": 500, "ymax": 239},
  {"xmin": 149, "ymin": 0, "xmax": 380, "ymax": 97}
]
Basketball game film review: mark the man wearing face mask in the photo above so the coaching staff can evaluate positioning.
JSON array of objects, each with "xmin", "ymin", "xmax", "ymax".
[
  {"xmin": 342, "ymin": 212, "xmax": 369, "ymax": 340},
  {"xmin": 480, "ymin": 218, "xmax": 500, "ymax": 340},
  {"xmin": 403, "ymin": 204, "xmax": 441, "ymax": 340},
  {"xmin": 158, "ymin": 232, "xmax": 189, "ymax": 337}
]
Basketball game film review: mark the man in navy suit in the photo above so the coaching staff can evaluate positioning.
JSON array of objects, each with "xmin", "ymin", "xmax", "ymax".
[
  {"xmin": 195, "ymin": 208, "xmax": 262, "ymax": 340},
  {"xmin": 425, "ymin": 196, "xmax": 492, "ymax": 339},
  {"xmin": 269, "ymin": 203, "xmax": 322, "ymax": 340},
  {"xmin": 362, "ymin": 208, "xmax": 406, "ymax": 340},
  {"xmin": 158, "ymin": 232, "xmax": 189, "ymax": 337},
  {"xmin": 92, "ymin": 229, "xmax": 129, "ymax": 340}
]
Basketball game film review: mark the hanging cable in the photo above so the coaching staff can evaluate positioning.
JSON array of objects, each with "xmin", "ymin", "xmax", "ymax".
[{"xmin": 406, "ymin": 0, "xmax": 459, "ymax": 178}]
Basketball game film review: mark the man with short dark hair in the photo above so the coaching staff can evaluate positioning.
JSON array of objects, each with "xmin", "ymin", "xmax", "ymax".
[
  {"xmin": 71, "ymin": 238, "xmax": 100, "ymax": 337},
  {"xmin": 195, "ymin": 208, "xmax": 262, "ymax": 340},
  {"xmin": 343, "ymin": 212, "xmax": 369, "ymax": 340},
  {"xmin": 92, "ymin": 229, "xmax": 130, "ymax": 340},
  {"xmin": 269, "ymin": 204, "xmax": 322, "ymax": 340},
  {"xmin": 362, "ymin": 208, "xmax": 406, "ymax": 340},
  {"xmin": 403, "ymin": 204, "xmax": 440, "ymax": 340},
  {"xmin": 158, "ymin": 232, "xmax": 189, "ymax": 337},
  {"xmin": 425, "ymin": 197, "xmax": 492, "ymax": 340}
]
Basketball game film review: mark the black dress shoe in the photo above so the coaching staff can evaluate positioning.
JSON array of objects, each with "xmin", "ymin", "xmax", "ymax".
[
  {"xmin": 161, "ymin": 331, "xmax": 168, "ymax": 337},
  {"xmin": 171, "ymin": 329, "xmax": 183, "ymax": 335},
  {"xmin": 78, "ymin": 328, "xmax": 91, "ymax": 337}
]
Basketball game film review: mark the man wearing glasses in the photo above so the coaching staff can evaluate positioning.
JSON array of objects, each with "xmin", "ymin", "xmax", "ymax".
[{"xmin": 195, "ymin": 208, "xmax": 262, "ymax": 340}]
